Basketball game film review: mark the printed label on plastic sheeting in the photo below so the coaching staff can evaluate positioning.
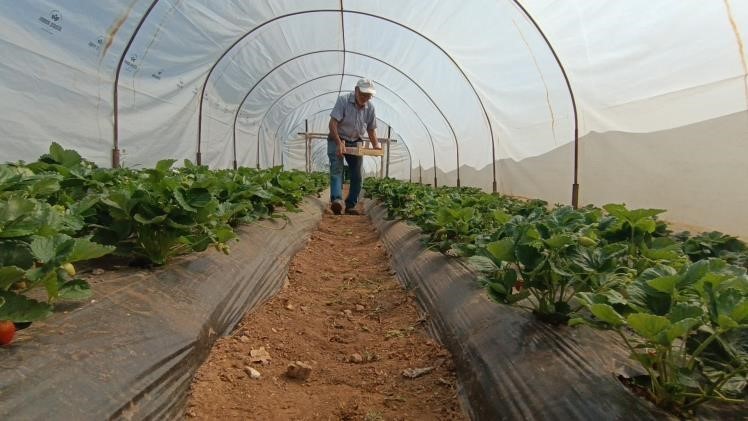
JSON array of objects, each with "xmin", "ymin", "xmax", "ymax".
[{"xmin": 38, "ymin": 9, "xmax": 63, "ymax": 34}]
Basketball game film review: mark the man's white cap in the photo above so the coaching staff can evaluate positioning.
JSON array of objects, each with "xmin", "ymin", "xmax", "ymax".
[{"xmin": 356, "ymin": 79, "xmax": 376, "ymax": 95}]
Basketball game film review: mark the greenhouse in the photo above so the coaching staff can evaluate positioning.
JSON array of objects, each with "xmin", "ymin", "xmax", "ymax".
[{"xmin": 0, "ymin": 1, "xmax": 746, "ymax": 420}]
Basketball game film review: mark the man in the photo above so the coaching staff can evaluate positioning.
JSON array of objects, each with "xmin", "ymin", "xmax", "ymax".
[{"xmin": 327, "ymin": 79, "xmax": 380, "ymax": 215}]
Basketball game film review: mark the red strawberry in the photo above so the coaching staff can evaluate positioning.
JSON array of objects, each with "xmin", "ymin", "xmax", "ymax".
[{"xmin": 0, "ymin": 320, "xmax": 16, "ymax": 346}]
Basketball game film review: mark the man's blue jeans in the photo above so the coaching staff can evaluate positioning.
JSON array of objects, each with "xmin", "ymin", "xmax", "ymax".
[{"xmin": 328, "ymin": 139, "xmax": 363, "ymax": 209}]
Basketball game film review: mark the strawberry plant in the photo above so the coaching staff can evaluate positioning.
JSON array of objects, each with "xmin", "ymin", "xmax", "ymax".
[
  {"xmin": 675, "ymin": 231, "xmax": 748, "ymax": 268},
  {"xmin": 0, "ymin": 195, "xmax": 114, "ymax": 322},
  {"xmin": 571, "ymin": 259, "xmax": 748, "ymax": 411},
  {"xmin": 471, "ymin": 206, "xmax": 631, "ymax": 323},
  {"xmin": 0, "ymin": 143, "xmax": 327, "ymax": 324}
]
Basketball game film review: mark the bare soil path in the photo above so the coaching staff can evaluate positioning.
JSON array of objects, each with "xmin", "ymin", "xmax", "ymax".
[{"xmin": 185, "ymin": 198, "xmax": 467, "ymax": 420}]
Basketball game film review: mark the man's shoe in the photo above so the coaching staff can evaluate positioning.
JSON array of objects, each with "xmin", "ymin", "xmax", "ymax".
[
  {"xmin": 331, "ymin": 200, "xmax": 343, "ymax": 215},
  {"xmin": 344, "ymin": 207, "xmax": 362, "ymax": 215}
]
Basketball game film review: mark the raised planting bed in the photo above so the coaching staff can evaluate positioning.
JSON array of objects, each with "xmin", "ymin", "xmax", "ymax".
[
  {"xmin": 363, "ymin": 177, "xmax": 747, "ymax": 417},
  {"xmin": 0, "ymin": 196, "xmax": 324, "ymax": 419},
  {"xmin": 365, "ymin": 199, "xmax": 745, "ymax": 420}
]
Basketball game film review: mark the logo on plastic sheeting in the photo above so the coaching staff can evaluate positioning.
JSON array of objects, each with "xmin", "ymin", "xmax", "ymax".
[
  {"xmin": 151, "ymin": 69, "xmax": 164, "ymax": 80},
  {"xmin": 88, "ymin": 35, "xmax": 104, "ymax": 51},
  {"xmin": 38, "ymin": 9, "xmax": 63, "ymax": 34},
  {"xmin": 124, "ymin": 53, "xmax": 139, "ymax": 71}
]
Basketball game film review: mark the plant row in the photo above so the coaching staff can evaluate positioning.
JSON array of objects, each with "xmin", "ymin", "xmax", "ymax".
[
  {"xmin": 364, "ymin": 177, "xmax": 747, "ymax": 413},
  {"xmin": 0, "ymin": 143, "xmax": 327, "ymax": 324}
]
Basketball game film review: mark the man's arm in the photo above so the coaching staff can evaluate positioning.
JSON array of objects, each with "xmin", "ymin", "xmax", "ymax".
[
  {"xmin": 329, "ymin": 117, "xmax": 345, "ymax": 157},
  {"xmin": 367, "ymin": 128, "xmax": 380, "ymax": 149}
]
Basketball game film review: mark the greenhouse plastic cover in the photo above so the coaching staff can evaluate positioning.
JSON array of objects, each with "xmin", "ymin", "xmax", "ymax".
[{"xmin": 0, "ymin": 1, "xmax": 747, "ymax": 235}]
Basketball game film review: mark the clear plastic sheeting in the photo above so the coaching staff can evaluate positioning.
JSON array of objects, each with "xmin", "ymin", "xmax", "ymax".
[{"xmin": 0, "ymin": 1, "xmax": 747, "ymax": 235}]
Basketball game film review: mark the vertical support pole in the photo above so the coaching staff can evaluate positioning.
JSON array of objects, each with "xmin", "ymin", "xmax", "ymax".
[
  {"xmin": 379, "ymin": 140, "xmax": 384, "ymax": 178},
  {"xmin": 385, "ymin": 126, "xmax": 391, "ymax": 179},
  {"xmin": 418, "ymin": 161, "xmax": 422, "ymax": 184},
  {"xmin": 112, "ymin": 148, "xmax": 121, "ymax": 169},
  {"xmin": 304, "ymin": 121, "xmax": 308, "ymax": 173}
]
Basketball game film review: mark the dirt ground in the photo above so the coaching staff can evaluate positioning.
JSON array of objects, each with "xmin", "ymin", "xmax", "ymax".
[{"xmin": 185, "ymin": 197, "xmax": 467, "ymax": 420}]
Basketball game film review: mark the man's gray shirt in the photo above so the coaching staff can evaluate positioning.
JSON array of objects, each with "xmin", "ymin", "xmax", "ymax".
[{"xmin": 330, "ymin": 92, "xmax": 377, "ymax": 142}]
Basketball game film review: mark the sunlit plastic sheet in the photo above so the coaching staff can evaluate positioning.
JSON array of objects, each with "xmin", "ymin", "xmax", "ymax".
[
  {"xmin": 0, "ymin": 197, "xmax": 324, "ymax": 420},
  {"xmin": 364, "ymin": 199, "xmax": 667, "ymax": 420}
]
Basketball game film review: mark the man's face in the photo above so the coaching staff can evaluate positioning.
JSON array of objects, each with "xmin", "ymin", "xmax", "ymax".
[{"xmin": 355, "ymin": 88, "xmax": 372, "ymax": 106}]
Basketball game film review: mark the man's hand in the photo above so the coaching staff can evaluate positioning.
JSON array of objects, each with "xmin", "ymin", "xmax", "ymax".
[
  {"xmin": 368, "ymin": 130, "xmax": 380, "ymax": 149},
  {"xmin": 337, "ymin": 142, "xmax": 345, "ymax": 157}
]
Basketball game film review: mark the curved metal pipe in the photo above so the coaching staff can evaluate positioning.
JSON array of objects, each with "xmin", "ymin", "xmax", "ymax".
[
  {"xmin": 337, "ymin": 1, "xmax": 346, "ymax": 95},
  {"xmin": 262, "ymin": 83, "xmax": 430, "ymax": 178},
  {"xmin": 295, "ymin": 112, "xmax": 414, "ymax": 181},
  {"xmin": 195, "ymin": 9, "xmax": 476, "ymax": 182},
  {"xmin": 112, "ymin": 0, "xmax": 161, "ymax": 168},
  {"xmin": 342, "ymin": 10, "xmax": 497, "ymax": 188},
  {"xmin": 270, "ymin": 94, "xmax": 434, "ymax": 186},
  {"xmin": 226, "ymin": 49, "xmax": 450, "ymax": 177},
  {"xmin": 265, "ymin": 89, "xmax": 429, "ymax": 172},
  {"xmin": 511, "ymin": 0, "xmax": 579, "ymax": 206},
  {"xmin": 228, "ymin": 50, "xmax": 340, "ymax": 167},
  {"xmin": 242, "ymin": 73, "xmax": 436, "ymax": 178}
]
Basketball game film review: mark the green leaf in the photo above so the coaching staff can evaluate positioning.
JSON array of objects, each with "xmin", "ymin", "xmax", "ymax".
[
  {"xmin": 679, "ymin": 259, "xmax": 710, "ymax": 287},
  {"xmin": 716, "ymin": 289, "xmax": 744, "ymax": 320},
  {"xmin": 58, "ymin": 279, "xmax": 92, "ymax": 300},
  {"xmin": 627, "ymin": 313, "xmax": 671, "ymax": 340},
  {"xmin": 506, "ymin": 288, "xmax": 530, "ymax": 304},
  {"xmin": 668, "ymin": 303, "xmax": 703, "ymax": 323},
  {"xmin": 155, "ymin": 159, "xmax": 177, "ymax": 173},
  {"xmin": 468, "ymin": 255, "xmax": 498, "ymax": 273},
  {"xmin": 134, "ymin": 213, "xmax": 168, "ymax": 225},
  {"xmin": 647, "ymin": 275, "xmax": 678, "ymax": 294},
  {"xmin": 666, "ymin": 318, "xmax": 699, "ymax": 343},
  {"xmin": 43, "ymin": 270, "xmax": 59, "ymax": 299},
  {"xmin": 29, "ymin": 235, "xmax": 75, "ymax": 264},
  {"xmin": 0, "ymin": 266, "xmax": 25, "ymax": 290},
  {"xmin": 544, "ymin": 233, "xmax": 574, "ymax": 250},
  {"xmin": 29, "ymin": 177, "xmax": 61, "ymax": 197},
  {"xmin": 729, "ymin": 300, "xmax": 748, "ymax": 323},
  {"xmin": 633, "ymin": 218, "xmax": 657, "ymax": 234},
  {"xmin": 590, "ymin": 303, "xmax": 626, "ymax": 326},
  {"xmin": 568, "ymin": 317, "xmax": 589, "ymax": 327},
  {"xmin": 0, "ymin": 241, "xmax": 34, "ymax": 270},
  {"xmin": 213, "ymin": 226, "xmax": 236, "ymax": 243},
  {"xmin": 492, "ymin": 210, "xmax": 511, "ymax": 225},
  {"xmin": 47, "ymin": 142, "xmax": 83, "ymax": 167},
  {"xmin": 69, "ymin": 194, "xmax": 100, "ymax": 215},
  {"xmin": 487, "ymin": 282, "xmax": 507, "ymax": 298},
  {"xmin": 0, "ymin": 197, "xmax": 36, "ymax": 222},
  {"xmin": 486, "ymin": 239, "xmax": 515, "ymax": 263},
  {"xmin": 187, "ymin": 188, "xmax": 213, "ymax": 208},
  {"xmin": 173, "ymin": 189, "xmax": 197, "ymax": 212},
  {"xmin": 0, "ymin": 219, "xmax": 39, "ymax": 238},
  {"xmin": 0, "ymin": 290, "xmax": 53, "ymax": 321},
  {"xmin": 67, "ymin": 237, "xmax": 115, "ymax": 262},
  {"xmin": 29, "ymin": 236, "xmax": 58, "ymax": 263},
  {"xmin": 717, "ymin": 314, "xmax": 739, "ymax": 329}
]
